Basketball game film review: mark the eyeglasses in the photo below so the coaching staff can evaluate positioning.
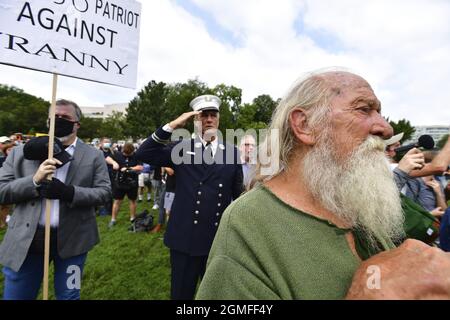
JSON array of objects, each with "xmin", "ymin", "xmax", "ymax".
[{"xmin": 46, "ymin": 116, "xmax": 78, "ymax": 126}]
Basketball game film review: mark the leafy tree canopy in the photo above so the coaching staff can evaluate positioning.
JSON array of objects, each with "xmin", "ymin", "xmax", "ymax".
[{"xmin": 388, "ymin": 118, "xmax": 416, "ymax": 143}]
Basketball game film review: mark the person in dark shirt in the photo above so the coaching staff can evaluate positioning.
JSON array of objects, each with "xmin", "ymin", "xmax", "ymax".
[{"xmin": 107, "ymin": 142, "xmax": 143, "ymax": 227}]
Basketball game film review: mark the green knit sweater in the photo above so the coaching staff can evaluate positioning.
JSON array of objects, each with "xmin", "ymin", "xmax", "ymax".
[{"xmin": 196, "ymin": 185, "xmax": 362, "ymax": 300}]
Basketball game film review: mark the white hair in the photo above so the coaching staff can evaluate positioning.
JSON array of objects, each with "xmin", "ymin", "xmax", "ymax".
[{"xmin": 249, "ymin": 68, "xmax": 347, "ymax": 188}]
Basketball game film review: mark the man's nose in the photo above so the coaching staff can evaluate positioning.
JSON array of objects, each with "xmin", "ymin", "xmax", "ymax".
[{"xmin": 370, "ymin": 114, "xmax": 393, "ymax": 140}]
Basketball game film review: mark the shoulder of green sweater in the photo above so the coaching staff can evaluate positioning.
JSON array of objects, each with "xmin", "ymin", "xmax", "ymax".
[{"xmin": 222, "ymin": 186, "xmax": 272, "ymax": 221}]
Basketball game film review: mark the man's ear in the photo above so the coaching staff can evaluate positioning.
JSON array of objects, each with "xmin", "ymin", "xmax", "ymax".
[{"xmin": 289, "ymin": 108, "xmax": 316, "ymax": 146}]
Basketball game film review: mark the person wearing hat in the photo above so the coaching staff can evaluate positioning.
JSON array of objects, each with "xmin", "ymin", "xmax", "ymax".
[
  {"xmin": 0, "ymin": 99, "xmax": 111, "ymax": 300},
  {"xmin": 0, "ymin": 136, "xmax": 13, "ymax": 167},
  {"xmin": 384, "ymin": 132, "xmax": 425, "ymax": 173},
  {"xmin": 0, "ymin": 138, "xmax": 15, "ymax": 229},
  {"xmin": 384, "ymin": 132, "xmax": 450, "ymax": 198},
  {"xmin": 136, "ymin": 94, "xmax": 243, "ymax": 300},
  {"xmin": 0, "ymin": 136, "xmax": 12, "ymax": 158}
]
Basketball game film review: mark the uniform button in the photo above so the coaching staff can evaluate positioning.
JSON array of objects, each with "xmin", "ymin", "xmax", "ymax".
[
  {"xmin": 215, "ymin": 222, "xmax": 218, "ymax": 227},
  {"xmin": 217, "ymin": 203, "xmax": 221, "ymax": 207},
  {"xmin": 194, "ymin": 220, "xmax": 198, "ymax": 224},
  {"xmin": 198, "ymin": 191, "xmax": 201, "ymax": 195},
  {"xmin": 218, "ymin": 194, "xmax": 222, "ymax": 197},
  {"xmin": 195, "ymin": 210, "xmax": 199, "ymax": 215},
  {"xmin": 199, "ymin": 182, "xmax": 203, "ymax": 186},
  {"xmin": 197, "ymin": 200, "xmax": 200, "ymax": 205},
  {"xmin": 216, "ymin": 213, "xmax": 220, "ymax": 216},
  {"xmin": 219, "ymin": 184, "xmax": 223, "ymax": 188}
]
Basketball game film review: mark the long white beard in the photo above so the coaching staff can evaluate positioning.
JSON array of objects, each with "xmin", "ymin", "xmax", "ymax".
[{"xmin": 303, "ymin": 133, "xmax": 405, "ymax": 249}]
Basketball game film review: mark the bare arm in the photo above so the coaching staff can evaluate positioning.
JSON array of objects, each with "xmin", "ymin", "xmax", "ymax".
[
  {"xmin": 164, "ymin": 167, "xmax": 175, "ymax": 176},
  {"xmin": 131, "ymin": 165, "xmax": 144, "ymax": 172},
  {"xmin": 410, "ymin": 136, "xmax": 450, "ymax": 177},
  {"xmin": 105, "ymin": 156, "xmax": 119, "ymax": 170}
]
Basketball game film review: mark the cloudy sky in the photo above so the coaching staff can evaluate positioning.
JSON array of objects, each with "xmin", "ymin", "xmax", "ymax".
[{"xmin": 1, "ymin": 0, "xmax": 449, "ymax": 126}]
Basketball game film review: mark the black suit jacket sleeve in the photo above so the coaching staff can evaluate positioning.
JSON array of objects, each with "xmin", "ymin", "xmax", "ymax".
[
  {"xmin": 232, "ymin": 147, "xmax": 244, "ymax": 200},
  {"xmin": 232, "ymin": 163, "xmax": 244, "ymax": 200},
  {"xmin": 135, "ymin": 126, "xmax": 175, "ymax": 168}
]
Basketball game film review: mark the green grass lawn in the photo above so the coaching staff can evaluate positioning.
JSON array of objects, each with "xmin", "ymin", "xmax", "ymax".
[{"xmin": 0, "ymin": 199, "xmax": 171, "ymax": 300}]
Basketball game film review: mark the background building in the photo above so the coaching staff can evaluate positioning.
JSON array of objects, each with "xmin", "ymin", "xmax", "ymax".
[
  {"xmin": 80, "ymin": 103, "xmax": 128, "ymax": 119},
  {"xmin": 406, "ymin": 125, "xmax": 450, "ymax": 146}
]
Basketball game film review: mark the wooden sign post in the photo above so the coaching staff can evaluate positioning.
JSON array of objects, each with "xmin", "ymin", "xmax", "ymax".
[{"xmin": 42, "ymin": 73, "xmax": 58, "ymax": 300}]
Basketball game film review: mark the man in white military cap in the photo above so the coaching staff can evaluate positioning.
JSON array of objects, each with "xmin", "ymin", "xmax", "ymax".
[{"xmin": 136, "ymin": 94, "xmax": 243, "ymax": 300}]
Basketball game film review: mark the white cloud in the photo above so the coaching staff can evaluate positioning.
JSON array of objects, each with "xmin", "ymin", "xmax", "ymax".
[{"xmin": 0, "ymin": 0, "xmax": 449, "ymax": 126}]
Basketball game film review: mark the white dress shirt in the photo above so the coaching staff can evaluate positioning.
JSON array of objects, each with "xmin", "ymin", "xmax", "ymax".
[
  {"xmin": 38, "ymin": 138, "xmax": 77, "ymax": 227},
  {"xmin": 198, "ymin": 135, "xmax": 218, "ymax": 157}
]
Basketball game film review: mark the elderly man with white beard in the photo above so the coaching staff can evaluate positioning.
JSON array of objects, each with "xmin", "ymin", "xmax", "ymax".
[{"xmin": 196, "ymin": 69, "xmax": 450, "ymax": 300}]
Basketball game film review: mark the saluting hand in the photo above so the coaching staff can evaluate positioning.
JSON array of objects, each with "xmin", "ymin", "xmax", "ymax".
[{"xmin": 169, "ymin": 111, "xmax": 200, "ymax": 130}]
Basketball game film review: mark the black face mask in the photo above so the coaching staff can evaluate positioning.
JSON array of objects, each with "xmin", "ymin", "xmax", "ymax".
[{"xmin": 54, "ymin": 117, "xmax": 77, "ymax": 138}]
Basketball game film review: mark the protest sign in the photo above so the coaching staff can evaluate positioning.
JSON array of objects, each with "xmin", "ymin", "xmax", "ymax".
[{"xmin": 0, "ymin": 0, "xmax": 141, "ymax": 88}]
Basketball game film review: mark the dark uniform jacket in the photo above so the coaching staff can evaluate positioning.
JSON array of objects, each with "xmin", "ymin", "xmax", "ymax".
[{"xmin": 136, "ymin": 127, "xmax": 243, "ymax": 256}]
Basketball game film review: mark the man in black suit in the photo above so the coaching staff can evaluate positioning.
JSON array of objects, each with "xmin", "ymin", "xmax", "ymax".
[{"xmin": 136, "ymin": 94, "xmax": 243, "ymax": 299}]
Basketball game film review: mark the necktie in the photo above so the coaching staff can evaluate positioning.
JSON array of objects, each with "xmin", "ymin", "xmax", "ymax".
[{"xmin": 205, "ymin": 142, "xmax": 213, "ymax": 158}]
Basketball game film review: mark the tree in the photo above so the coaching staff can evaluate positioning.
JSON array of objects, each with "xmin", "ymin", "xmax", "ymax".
[
  {"xmin": 437, "ymin": 134, "xmax": 449, "ymax": 149},
  {"xmin": 213, "ymin": 84, "xmax": 242, "ymax": 117},
  {"xmin": 100, "ymin": 111, "xmax": 127, "ymax": 141},
  {"xmin": 125, "ymin": 81, "xmax": 170, "ymax": 139},
  {"xmin": 252, "ymin": 94, "xmax": 277, "ymax": 124},
  {"xmin": 0, "ymin": 84, "xmax": 50, "ymax": 135},
  {"xmin": 164, "ymin": 79, "xmax": 210, "ymax": 133},
  {"xmin": 125, "ymin": 79, "xmax": 243, "ymax": 138},
  {"xmin": 78, "ymin": 116, "xmax": 103, "ymax": 141},
  {"xmin": 388, "ymin": 119, "xmax": 415, "ymax": 143},
  {"xmin": 236, "ymin": 103, "xmax": 264, "ymax": 131}
]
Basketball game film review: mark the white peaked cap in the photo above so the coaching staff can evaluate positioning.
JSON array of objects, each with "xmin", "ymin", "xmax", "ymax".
[
  {"xmin": 384, "ymin": 132, "xmax": 404, "ymax": 146},
  {"xmin": 189, "ymin": 95, "xmax": 221, "ymax": 112}
]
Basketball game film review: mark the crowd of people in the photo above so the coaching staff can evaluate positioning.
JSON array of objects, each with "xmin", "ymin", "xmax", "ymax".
[{"xmin": 0, "ymin": 69, "xmax": 450, "ymax": 300}]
